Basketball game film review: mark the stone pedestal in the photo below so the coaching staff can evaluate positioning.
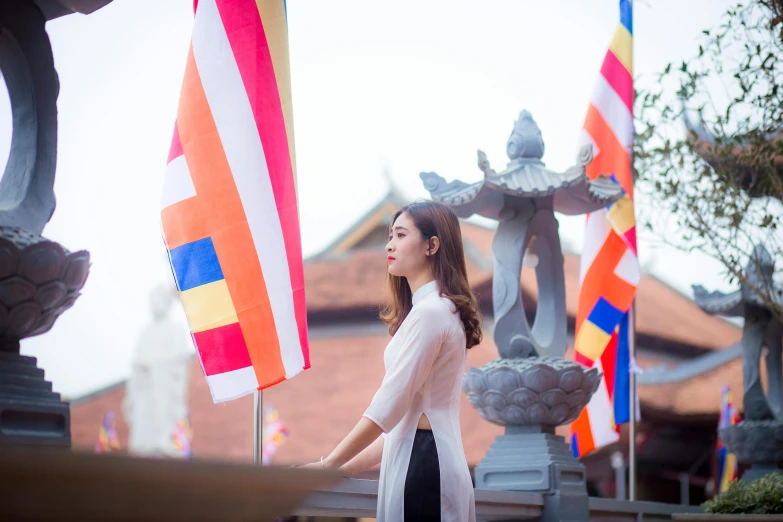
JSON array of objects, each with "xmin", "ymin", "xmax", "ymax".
[
  {"xmin": 0, "ymin": 351, "xmax": 69, "ymax": 447},
  {"xmin": 475, "ymin": 425, "xmax": 589, "ymax": 522},
  {"xmin": 0, "ymin": 228, "xmax": 89, "ymax": 448},
  {"xmin": 719, "ymin": 420, "xmax": 783, "ymax": 482},
  {"xmin": 0, "ymin": 1, "xmax": 100, "ymax": 449},
  {"xmin": 464, "ymin": 356, "xmax": 601, "ymax": 522}
]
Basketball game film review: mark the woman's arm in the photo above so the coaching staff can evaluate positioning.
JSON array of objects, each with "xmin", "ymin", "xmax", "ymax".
[
  {"xmin": 323, "ymin": 417, "xmax": 383, "ymax": 469},
  {"xmin": 339, "ymin": 434, "xmax": 384, "ymax": 478}
]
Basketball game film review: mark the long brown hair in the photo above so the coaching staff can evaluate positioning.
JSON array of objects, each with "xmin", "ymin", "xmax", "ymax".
[{"xmin": 380, "ymin": 200, "xmax": 482, "ymax": 349}]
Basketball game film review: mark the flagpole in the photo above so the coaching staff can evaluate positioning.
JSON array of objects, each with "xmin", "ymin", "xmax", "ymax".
[
  {"xmin": 254, "ymin": 390, "xmax": 263, "ymax": 465},
  {"xmin": 629, "ymin": 302, "xmax": 637, "ymax": 500},
  {"xmin": 628, "ymin": 0, "xmax": 637, "ymax": 502}
]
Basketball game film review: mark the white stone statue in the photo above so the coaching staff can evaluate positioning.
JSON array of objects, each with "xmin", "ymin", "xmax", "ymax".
[{"xmin": 122, "ymin": 284, "xmax": 192, "ymax": 457}]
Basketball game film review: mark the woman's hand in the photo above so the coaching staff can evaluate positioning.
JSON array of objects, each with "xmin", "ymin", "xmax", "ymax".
[{"xmin": 298, "ymin": 461, "xmax": 324, "ymax": 470}]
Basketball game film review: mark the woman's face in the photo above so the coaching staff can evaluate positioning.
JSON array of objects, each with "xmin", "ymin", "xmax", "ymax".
[{"xmin": 386, "ymin": 212, "xmax": 430, "ymax": 279}]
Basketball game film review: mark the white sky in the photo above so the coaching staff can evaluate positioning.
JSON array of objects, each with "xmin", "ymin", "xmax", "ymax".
[{"xmin": 0, "ymin": 0, "xmax": 740, "ymax": 399}]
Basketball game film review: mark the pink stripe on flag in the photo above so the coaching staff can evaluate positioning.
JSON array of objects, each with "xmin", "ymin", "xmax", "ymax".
[
  {"xmin": 600, "ymin": 51, "xmax": 633, "ymax": 114},
  {"xmin": 215, "ymin": 0, "xmax": 310, "ymax": 368},
  {"xmin": 193, "ymin": 322, "xmax": 253, "ymax": 375},
  {"xmin": 622, "ymin": 227, "xmax": 637, "ymax": 254},
  {"xmin": 168, "ymin": 121, "xmax": 184, "ymax": 163}
]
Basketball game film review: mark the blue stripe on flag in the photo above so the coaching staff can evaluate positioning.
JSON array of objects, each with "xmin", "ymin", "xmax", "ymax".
[
  {"xmin": 587, "ymin": 297, "xmax": 625, "ymax": 334},
  {"xmin": 620, "ymin": 0, "xmax": 633, "ymax": 35},
  {"xmin": 717, "ymin": 446, "xmax": 727, "ymax": 482},
  {"xmin": 614, "ymin": 311, "xmax": 631, "ymax": 424},
  {"xmin": 570, "ymin": 434, "xmax": 580, "ymax": 458},
  {"xmin": 169, "ymin": 237, "xmax": 225, "ymax": 291}
]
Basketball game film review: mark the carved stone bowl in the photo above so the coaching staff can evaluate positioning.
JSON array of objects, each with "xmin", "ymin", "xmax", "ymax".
[
  {"xmin": 719, "ymin": 420, "xmax": 783, "ymax": 464},
  {"xmin": 0, "ymin": 226, "xmax": 90, "ymax": 342},
  {"xmin": 463, "ymin": 356, "xmax": 601, "ymax": 427}
]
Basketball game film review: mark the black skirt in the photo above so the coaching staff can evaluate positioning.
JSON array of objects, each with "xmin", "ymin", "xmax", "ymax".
[{"xmin": 404, "ymin": 429, "xmax": 441, "ymax": 522}]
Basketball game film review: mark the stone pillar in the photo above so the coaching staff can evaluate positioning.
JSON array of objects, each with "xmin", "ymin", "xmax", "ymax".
[
  {"xmin": 420, "ymin": 110, "xmax": 624, "ymax": 522},
  {"xmin": 0, "ymin": 2, "xmax": 94, "ymax": 447},
  {"xmin": 465, "ymin": 357, "xmax": 600, "ymax": 522},
  {"xmin": 0, "ymin": 230, "xmax": 89, "ymax": 447}
]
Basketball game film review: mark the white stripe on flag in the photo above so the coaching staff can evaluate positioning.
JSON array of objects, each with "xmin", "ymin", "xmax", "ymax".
[
  {"xmin": 614, "ymin": 247, "xmax": 641, "ymax": 287},
  {"xmin": 590, "ymin": 74, "xmax": 634, "ymax": 152},
  {"xmin": 579, "ymin": 128, "xmax": 600, "ymax": 159},
  {"xmin": 192, "ymin": 0, "xmax": 305, "ymax": 377},
  {"xmin": 161, "ymin": 155, "xmax": 196, "ymax": 209},
  {"xmin": 206, "ymin": 366, "xmax": 259, "ymax": 403},
  {"xmin": 586, "ymin": 358, "xmax": 621, "ymax": 449},
  {"xmin": 579, "ymin": 211, "xmax": 612, "ymax": 287}
]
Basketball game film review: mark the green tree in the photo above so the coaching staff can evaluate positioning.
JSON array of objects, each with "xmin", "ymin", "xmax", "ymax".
[{"xmin": 634, "ymin": 0, "xmax": 783, "ymax": 318}]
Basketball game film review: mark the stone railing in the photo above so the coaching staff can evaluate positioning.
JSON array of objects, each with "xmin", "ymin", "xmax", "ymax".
[
  {"xmin": 0, "ymin": 447, "xmax": 703, "ymax": 521},
  {"xmin": 295, "ymin": 479, "xmax": 703, "ymax": 521}
]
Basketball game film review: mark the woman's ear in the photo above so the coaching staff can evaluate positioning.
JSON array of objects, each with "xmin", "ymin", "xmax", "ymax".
[{"xmin": 428, "ymin": 236, "xmax": 440, "ymax": 256}]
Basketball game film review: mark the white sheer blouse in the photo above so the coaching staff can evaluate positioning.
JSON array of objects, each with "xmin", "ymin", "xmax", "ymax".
[{"xmin": 363, "ymin": 281, "xmax": 476, "ymax": 522}]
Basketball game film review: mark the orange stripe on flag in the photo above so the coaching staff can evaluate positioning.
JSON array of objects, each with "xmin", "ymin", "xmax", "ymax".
[
  {"xmin": 571, "ymin": 408, "xmax": 595, "ymax": 456},
  {"xmin": 576, "ymin": 231, "xmax": 633, "ymax": 328},
  {"xmin": 171, "ymin": 46, "xmax": 287, "ymax": 386},
  {"xmin": 584, "ymin": 104, "xmax": 633, "ymax": 197},
  {"xmin": 161, "ymin": 197, "xmax": 210, "ymax": 249}
]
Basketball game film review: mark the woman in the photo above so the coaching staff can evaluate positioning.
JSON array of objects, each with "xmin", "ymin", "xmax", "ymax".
[{"xmin": 303, "ymin": 200, "xmax": 482, "ymax": 522}]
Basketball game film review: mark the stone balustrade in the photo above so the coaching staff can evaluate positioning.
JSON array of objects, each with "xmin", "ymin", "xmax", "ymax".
[{"xmin": 296, "ymin": 478, "xmax": 703, "ymax": 521}]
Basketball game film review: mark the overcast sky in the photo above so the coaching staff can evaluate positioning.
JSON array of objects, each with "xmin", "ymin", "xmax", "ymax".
[{"xmin": 0, "ymin": 0, "xmax": 740, "ymax": 399}]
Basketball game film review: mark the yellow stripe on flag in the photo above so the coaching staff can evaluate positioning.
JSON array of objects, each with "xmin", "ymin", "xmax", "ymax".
[
  {"xmin": 575, "ymin": 321, "xmax": 613, "ymax": 362},
  {"xmin": 181, "ymin": 280, "xmax": 239, "ymax": 332},
  {"xmin": 607, "ymin": 196, "xmax": 636, "ymax": 235},
  {"xmin": 609, "ymin": 25, "xmax": 633, "ymax": 74}
]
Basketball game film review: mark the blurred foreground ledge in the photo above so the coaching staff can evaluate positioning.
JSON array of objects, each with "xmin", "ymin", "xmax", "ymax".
[
  {"xmin": 0, "ymin": 446, "xmax": 341, "ymax": 521},
  {"xmin": 0, "ymin": 446, "xmax": 704, "ymax": 521}
]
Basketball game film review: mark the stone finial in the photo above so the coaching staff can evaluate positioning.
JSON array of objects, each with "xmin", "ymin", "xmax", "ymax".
[{"xmin": 506, "ymin": 111, "xmax": 545, "ymax": 161}]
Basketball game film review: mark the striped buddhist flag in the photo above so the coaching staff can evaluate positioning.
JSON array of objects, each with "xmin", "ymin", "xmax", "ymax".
[
  {"xmin": 95, "ymin": 410, "xmax": 120, "ymax": 454},
  {"xmin": 161, "ymin": 0, "xmax": 309, "ymax": 403},
  {"xmin": 570, "ymin": 0, "xmax": 640, "ymax": 458},
  {"xmin": 717, "ymin": 385, "xmax": 741, "ymax": 492}
]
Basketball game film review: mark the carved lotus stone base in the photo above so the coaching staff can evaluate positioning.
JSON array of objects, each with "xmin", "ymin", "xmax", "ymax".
[
  {"xmin": 464, "ymin": 357, "xmax": 598, "ymax": 522},
  {"xmin": 719, "ymin": 420, "xmax": 783, "ymax": 481},
  {"xmin": 463, "ymin": 356, "xmax": 601, "ymax": 428},
  {"xmin": 0, "ymin": 227, "xmax": 89, "ymax": 448},
  {"xmin": 0, "ymin": 227, "xmax": 89, "ymax": 345}
]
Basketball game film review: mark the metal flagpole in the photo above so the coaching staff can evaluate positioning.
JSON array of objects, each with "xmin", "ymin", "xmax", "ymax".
[
  {"xmin": 629, "ymin": 303, "xmax": 637, "ymax": 500},
  {"xmin": 628, "ymin": 0, "xmax": 638, "ymax": 502},
  {"xmin": 254, "ymin": 390, "xmax": 263, "ymax": 465}
]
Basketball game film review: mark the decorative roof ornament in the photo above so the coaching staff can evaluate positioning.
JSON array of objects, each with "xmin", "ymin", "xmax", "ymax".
[
  {"xmin": 693, "ymin": 244, "xmax": 783, "ymax": 317},
  {"xmin": 421, "ymin": 111, "xmax": 623, "ymax": 219}
]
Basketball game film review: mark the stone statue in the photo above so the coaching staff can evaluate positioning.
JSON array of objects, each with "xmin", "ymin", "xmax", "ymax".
[
  {"xmin": 692, "ymin": 244, "xmax": 783, "ymax": 480},
  {"xmin": 422, "ymin": 111, "xmax": 621, "ymax": 360},
  {"xmin": 421, "ymin": 110, "xmax": 624, "ymax": 522},
  {"xmin": 123, "ymin": 284, "xmax": 192, "ymax": 458},
  {"xmin": 0, "ymin": 0, "xmax": 110, "ymax": 448}
]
